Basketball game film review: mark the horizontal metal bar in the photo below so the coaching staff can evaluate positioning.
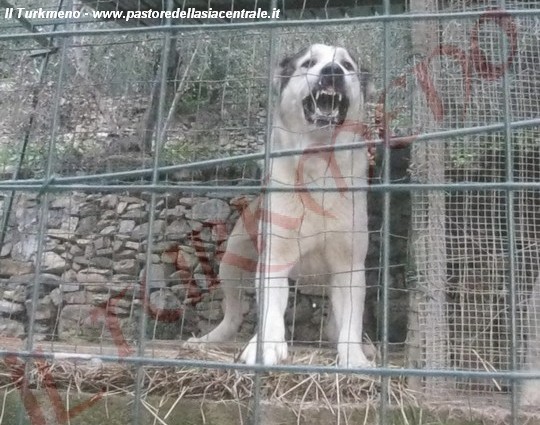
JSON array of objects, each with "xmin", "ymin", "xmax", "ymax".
[
  {"xmin": 1, "ymin": 118, "xmax": 539, "ymax": 187},
  {"xmin": 0, "ymin": 16, "xmax": 101, "ymax": 30},
  {"xmin": 0, "ymin": 0, "xmax": 57, "ymax": 49},
  {"xmin": 0, "ymin": 8, "xmax": 538, "ymax": 41},
  {"xmin": 1, "ymin": 181, "xmax": 540, "ymax": 193},
  {"xmin": 1, "ymin": 349, "xmax": 539, "ymax": 380}
]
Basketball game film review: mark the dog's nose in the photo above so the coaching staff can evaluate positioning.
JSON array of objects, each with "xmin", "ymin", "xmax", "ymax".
[
  {"xmin": 319, "ymin": 63, "xmax": 344, "ymax": 88},
  {"xmin": 320, "ymin": 63, "xmax": 344, "ymax": 77}
]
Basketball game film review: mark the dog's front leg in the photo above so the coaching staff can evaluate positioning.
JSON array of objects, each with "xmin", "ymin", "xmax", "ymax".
[
  {"xmin": 331, "ymin": 266, "xmax": 373, "ymax": 368},
  {"xmin": 240, "ymin": 267, "xmax": 290, "ymax": 365}
]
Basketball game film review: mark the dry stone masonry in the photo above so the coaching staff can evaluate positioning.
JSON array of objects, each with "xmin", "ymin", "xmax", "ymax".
[{"xmin": 0, "ymin": 185, "xmax": 410, "ymax": 346}]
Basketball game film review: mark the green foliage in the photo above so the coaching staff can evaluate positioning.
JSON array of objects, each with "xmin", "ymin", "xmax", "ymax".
[
  {"xmin": 0, "ymin": 142, "xmax": 46, "ymax": 177},
  {"xmin": 0, "ymin": 18, "xmax": 414, "ymax": 178},
  {"xmin": 162, "ymin": 139, "xmax": 211, "ymax": 163},
  {"xmin": 449, "ymin": 129, "xmax": 539, "ymax": 169}
]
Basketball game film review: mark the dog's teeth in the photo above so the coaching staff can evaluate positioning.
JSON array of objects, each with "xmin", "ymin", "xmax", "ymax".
[
  {"xmin": 315, "ymin": 91, "xmax": 320, "ymax": 100},
  {"xmin": 338, "ymin": 94, "xmax": 342, "ymax": 102}
]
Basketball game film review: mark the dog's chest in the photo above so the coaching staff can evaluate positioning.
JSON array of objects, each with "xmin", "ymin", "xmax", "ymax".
[
  {"xmin": 268, "ymin": 128, "xmax": 369, "ymax": 229},
  {"xmin": 268, "ymin": 148, "xmax": 368, "ymax": 233},
  {"xmin": 298, "ymin": 149, "xmax": 367, "ymax": 187},
  {"xmin": 272, "ymin": 128, "xmax": 368, "ymax": 184}
]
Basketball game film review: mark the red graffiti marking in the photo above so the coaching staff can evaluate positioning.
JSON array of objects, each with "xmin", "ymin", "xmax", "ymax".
[
  {"xmin": 4, "ymin": 350, "xmax": 104, "ymax": 424},
  {"xmin": 89, "ymin": 287, "xmax": 135, "ymax": 358},
  {"xmin": 470, "ymin": 9, "xmax": 517, "ymax": 79},
  {"xmin": 377, "ymin": 8, "xmax": 516, "ymax": 148},
  {"xmin": 93, "ymin": 8, "xmax": 517, "ymax": 356}
]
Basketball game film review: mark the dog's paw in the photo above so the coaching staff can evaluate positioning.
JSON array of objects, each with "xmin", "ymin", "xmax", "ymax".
[
  {"xmin": 338, "ymin": 356, "xmax": 375, "ymax": 369},
  {"xmin": 522, "ymin": 381, "xmax": 540, "ymax": 407},
  {"xmin": 337, "ymin": 343, "xmax": 375, "ymax": 369},
  {"xmin": 183, "ymin": 336, "xmax": 207, "ymax": 350},
  {"xmin": 240, "ymin": 335, "xmax": 288, "ymax": 365}
]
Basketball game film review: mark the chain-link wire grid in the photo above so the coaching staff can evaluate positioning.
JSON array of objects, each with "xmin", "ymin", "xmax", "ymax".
[
  {"xmin": 407, "ymin": 0, "xmax": 540, "ymax": 416},
  {"xmin": 0, "ymin": 0, "xmax": 539, "ymax": 424}
]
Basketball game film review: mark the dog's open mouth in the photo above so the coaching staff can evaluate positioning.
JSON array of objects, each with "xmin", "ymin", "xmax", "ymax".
[{"xmin": 302, "ymin": 85, "xmax": 349, "ymax": 127}]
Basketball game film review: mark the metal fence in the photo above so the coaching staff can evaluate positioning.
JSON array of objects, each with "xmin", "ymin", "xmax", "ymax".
[
  {"xmin": 0, "ymin": 0, "xmax": 539, "ymax": 424},
  {"xmin": 408, "ymin": 0, "xmax": 540, "ymax": 407}
]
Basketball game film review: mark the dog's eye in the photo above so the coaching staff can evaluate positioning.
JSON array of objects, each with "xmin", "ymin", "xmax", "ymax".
[
  {"xmin": 301, "ymin": 59, "xmax": 316, "ymax": 68},
  {"xmin": 342, "ymin": 61, "xmax": 355, "ymax": 71}
]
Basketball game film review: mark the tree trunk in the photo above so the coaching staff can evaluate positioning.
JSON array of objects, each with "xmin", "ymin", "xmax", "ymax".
[
  {"xmin": 407, "ymin": 0, "xmax": 450, "ymax": 395},
  {"xmin": 140, "ymin": 36, "xmax": 180, "ymax": 154}
]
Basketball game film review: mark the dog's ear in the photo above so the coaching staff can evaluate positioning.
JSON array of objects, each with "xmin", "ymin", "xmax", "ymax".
[
  {"xmin": 274, "ymin": 47, "xmax": 309, "ymax": 93},
  {"xmin": 359, "ymin": 67, "xmax": 376, "ymax": 101},
  {"xmin": 273, "ymin": 55, "xmax": 295, "ymax": 93}
]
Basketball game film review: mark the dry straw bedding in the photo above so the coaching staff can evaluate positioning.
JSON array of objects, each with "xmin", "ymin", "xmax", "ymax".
[
  {"xmin": 0, "ymin": 346, "xmax": 413, "ymax": 408},
  {"xmin": 2, "ymin": 345, "xmax": 540, "ymax": 424}
]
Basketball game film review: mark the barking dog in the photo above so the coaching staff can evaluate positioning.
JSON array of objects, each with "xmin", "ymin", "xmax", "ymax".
[{"xmin": 189, "ymin": 44, "xmax": 373, "ymax": 368}]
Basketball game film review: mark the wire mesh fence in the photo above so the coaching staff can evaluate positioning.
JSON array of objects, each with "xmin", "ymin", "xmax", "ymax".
[
  {"xmin": 408, "ymin": 0, "xmax": 540, "ymax": 407},
  {"xmin": 0, "ymin": 0, "xmax": 539, "ymax": 424}
]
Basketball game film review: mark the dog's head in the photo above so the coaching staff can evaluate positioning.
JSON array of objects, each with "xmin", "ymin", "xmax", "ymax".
[{"xmin": 275, "ymin": 44, "xmax": 372, "ymax": 131}]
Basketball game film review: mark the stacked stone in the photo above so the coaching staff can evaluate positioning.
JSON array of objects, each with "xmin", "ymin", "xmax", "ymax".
[
  {"xmin": 0, "ymin": 192, "xmax": 244, "ymax": 343},
  {"xmin": 0, "ymin": 186, "xmax": 411, "ymax": 346}
]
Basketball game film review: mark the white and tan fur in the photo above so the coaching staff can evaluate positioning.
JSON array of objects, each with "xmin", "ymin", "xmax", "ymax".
[{"xmin": 189, "ymin": 44, "xmax": 373, "ymax": 368}]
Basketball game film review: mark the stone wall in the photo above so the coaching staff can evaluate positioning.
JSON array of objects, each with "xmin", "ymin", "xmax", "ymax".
[
  {"xmin": 0, "ymin": 160, "xmax": 411, "ymax": 347},
  {"xmin": 0, "ymin": 191, "xmax": 243, "ymax": 344}
]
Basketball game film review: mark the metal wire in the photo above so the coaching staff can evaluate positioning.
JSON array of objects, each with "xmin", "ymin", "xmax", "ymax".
[
  {"xmin": 251, "ymin": 3, "xmax": 279, "ymax": 424},
  {"xmin": 3, "ymin": 347, "xmax": 540, "ymax": 380},
  {"xmin": 132, "ymin": 1, "xmax": 175, "ymax": 423},
  {"xmin": 16, "ymin": 1, "xmax": 69, "ymax": 424},
  {"xmin": 0, "ymin": 116, "xmax": 538, "ymax": 189},
  {"xmin": 499, "ymin": 0, "xmax": 518, "ymax": 420},
  {"xmin": 0, "ymin": 8, "xmax": 539, "ymax": 41},
  {"xmin": 379, "ymin": 0, "xmax": 392, "ymax": 423},
  {"xmin": 2, "ymin": 181, "xmax": 540, "ymax": 193}
]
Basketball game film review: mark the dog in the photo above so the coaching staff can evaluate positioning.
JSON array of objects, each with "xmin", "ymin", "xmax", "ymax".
[{"xmin": 188, "ymin": 44, "xmax": 374, "ymax": 368}]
